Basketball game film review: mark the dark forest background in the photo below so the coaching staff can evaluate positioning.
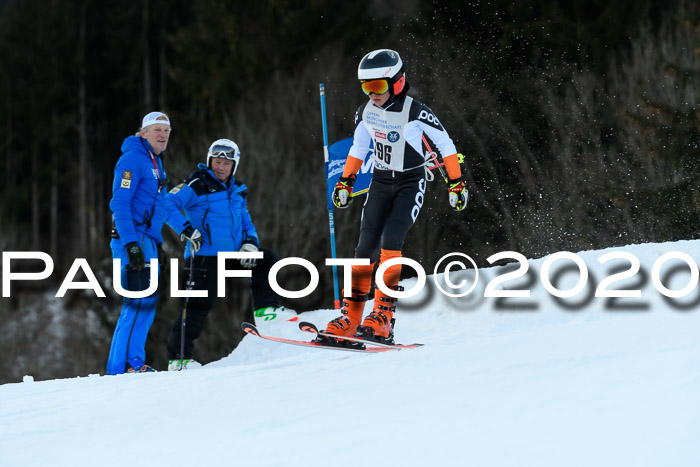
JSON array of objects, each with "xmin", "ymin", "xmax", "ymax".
[{"xmin": 1, "ymin": 0, "xmax": 699, "ymax": 383}]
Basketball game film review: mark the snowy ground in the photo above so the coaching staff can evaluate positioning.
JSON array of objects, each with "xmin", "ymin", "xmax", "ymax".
[{"xmin": 1, "ymin": 240, "xmax": 699, "ymax": 466}]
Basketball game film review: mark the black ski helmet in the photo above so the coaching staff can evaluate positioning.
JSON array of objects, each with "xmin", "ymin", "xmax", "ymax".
[{"xmin": 357, "ymin": 49, "xmax": 407, "ymax": 98}]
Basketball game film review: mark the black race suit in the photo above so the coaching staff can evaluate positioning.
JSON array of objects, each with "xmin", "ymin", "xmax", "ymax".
[{"xmin": 349, "ymin": 94, "xmax": 457, "ymax": 259}]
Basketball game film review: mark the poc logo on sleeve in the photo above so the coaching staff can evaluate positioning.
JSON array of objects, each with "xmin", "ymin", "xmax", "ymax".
[{"xmin": 418, "ymin": 110, "xmax": 441, "ymax": 126}]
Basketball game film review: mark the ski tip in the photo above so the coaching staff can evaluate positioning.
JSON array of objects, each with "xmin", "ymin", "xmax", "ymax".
[
  {"xmin": 241, "ymin": 322, "xmax": 260, "ymax": 337},
  {"xmin": 298, "ymin": 321, "xmax": 319, "ymax": 334}
]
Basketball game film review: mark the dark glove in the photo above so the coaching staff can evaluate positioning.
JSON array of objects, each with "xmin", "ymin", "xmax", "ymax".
[
  {"xmin": 125, "ymin": 242, "xmax": 145, "ymax": 271},
  {"xmin": 448, "ymin": 178, "xmax": 468, "ymax": 211},
  {"xmin": 156, "ymin": 243, "xmax": 168, "ymax": 270},
  {"xmin": 180, "ymin": 224, "xmax": 202, "ymax": 252},
  {"xmin": 332, "ymin": 174, "xmax": 356, "ymax": 209}
]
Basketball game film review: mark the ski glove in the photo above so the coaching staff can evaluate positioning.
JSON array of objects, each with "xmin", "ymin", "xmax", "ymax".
[
  {"xmin": 332, "ymin": 174, "xmax": 356, "ymax": 209},
  {"xmin": 239, "ymin": 242, "xmax": 259, "ymax": 269},
  {"xmin": 180, "ymin": 224, "xmax": 202, "ymax": 252},
  {"xmin": 125, "ymin": 242, "xmax": 145, "ymax": 271},
  {"xmin": 448, "ymin": 178, "xmax": 468, "ymax": 211}
]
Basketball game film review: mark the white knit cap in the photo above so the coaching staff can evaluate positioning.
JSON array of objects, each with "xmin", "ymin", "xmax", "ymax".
[{"xmin": 141, "ymin": 111, "xmax": 171, "ymax": 130}]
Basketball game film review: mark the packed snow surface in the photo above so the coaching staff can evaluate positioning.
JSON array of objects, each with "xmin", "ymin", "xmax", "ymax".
[{"xmin": 1, "ymin": 240, "xmax": 699, "ymax": 466}]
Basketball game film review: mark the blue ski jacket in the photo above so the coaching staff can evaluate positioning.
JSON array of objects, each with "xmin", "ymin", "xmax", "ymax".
[
  {"xmin": 165, "ymin": 164, "xmax": 259, "ymax": 258},
  {"xmin": 110, "ymin": 136, "xmax": 167, "ymax": 245}
]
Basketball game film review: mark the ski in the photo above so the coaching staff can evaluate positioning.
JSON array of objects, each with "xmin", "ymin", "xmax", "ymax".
[
  {"xmin": 240, "ymin": 322, "xmax": 397, "ymax": 353},
  {"xmin": 298, "ymin": 321, "xmax": 424, "ymax": 349}
]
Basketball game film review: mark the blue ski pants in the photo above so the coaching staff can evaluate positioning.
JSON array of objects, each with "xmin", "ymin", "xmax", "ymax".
[{"xmin": 107, "ymin": 236, "xmax": 159, "ymax": 375}]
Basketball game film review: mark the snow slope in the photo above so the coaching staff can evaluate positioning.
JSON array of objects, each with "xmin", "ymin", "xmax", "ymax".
[{"xmin": 1, "ymin": 241, "xmax": 700, "ymax": 467}]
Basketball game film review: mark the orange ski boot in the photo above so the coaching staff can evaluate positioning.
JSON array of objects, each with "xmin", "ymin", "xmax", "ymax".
[
  {"xmin": 356, "ymin": 285, "xmax": 403, "ymax": 344},
  {"xmin": 322, "ymin": 290, "xmax": 368, "ymax": 340},
  {"xmin": 356, "ymin": 249, "xmax": 402, "ymax": 343},
  {"xmin": 322, "ymin": 262, "xmax": 373, "ymax": 342}
]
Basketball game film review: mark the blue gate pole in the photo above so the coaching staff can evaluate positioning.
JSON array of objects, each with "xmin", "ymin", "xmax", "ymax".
[{"xmin": 320, "ymin": 83, "xmax": 341, "ymax": 309}]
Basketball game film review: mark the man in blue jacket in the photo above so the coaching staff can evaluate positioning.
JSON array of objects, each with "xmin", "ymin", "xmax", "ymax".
[
  {"xmin": 107, "ymin": 111, "xmax": 171, "ymax": 374},
  {"xmin": 165, "ymin": 138, "xmax": 295, "ymax": 371}
]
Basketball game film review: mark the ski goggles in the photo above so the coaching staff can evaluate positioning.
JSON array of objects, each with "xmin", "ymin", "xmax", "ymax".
[
  {"xmin": 360, "ymin": 79, "xmax": 390, "ymax": 96},
  {"xmin": 208, "ymin": 145, "xmax": 238, "ymax": 160}
]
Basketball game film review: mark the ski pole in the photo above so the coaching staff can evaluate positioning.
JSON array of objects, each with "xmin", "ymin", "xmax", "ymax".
[
  {"xmin": 179, "ymin": 250, "xmax": 195, "ymax": 370},
  {"xmin": 421, "ymin": 134, "xmax": 449, "ymax": 183},
  {"xmin": 349, "ymin": 149, "xmax": 449, "ymax": 199},
  {"xmin": 349, "ymin": 144, "xmax": 450, "ymax": 199},
  {"xmin": 421, "ymin": 135, "xmax": 465, "ymax": 184}
]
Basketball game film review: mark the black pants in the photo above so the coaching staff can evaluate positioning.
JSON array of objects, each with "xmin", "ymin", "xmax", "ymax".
[
  {"xmin": 355, "ymin": 169, "xmax": 426, "ymax": 260},
  {"xmin": 167, "ymin": 248, "xmax": 280, "ymax": 359}
]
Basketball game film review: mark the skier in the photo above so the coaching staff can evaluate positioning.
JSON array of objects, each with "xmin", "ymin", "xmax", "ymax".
[
  {"xmin": 323, "ymin": 49, "xmax": 468, "ymax": 343},
  {"xmin": 164, "ymin": 138, "xmax": 295, "ymax": 371},
  {"xmin": 107, "ymin": 111, "xmax": 171, "ymax": 374}
]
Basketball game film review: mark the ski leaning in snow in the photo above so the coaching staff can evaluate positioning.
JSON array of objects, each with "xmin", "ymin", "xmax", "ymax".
[
  {"xmin": 298, "ymin": 321, "xmax": 424, "ymax": 350},
  {"xmin": 240, "ymin": 322, "xmax": 398, "ymax": 353}
]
